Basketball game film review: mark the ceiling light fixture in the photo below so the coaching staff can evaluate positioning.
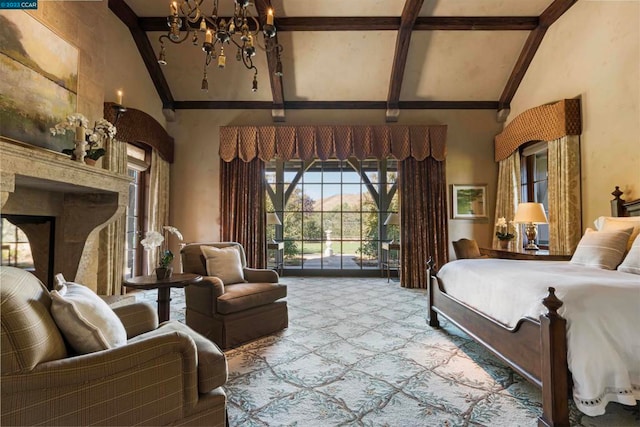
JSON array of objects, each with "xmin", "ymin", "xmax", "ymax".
[{"xmin": 158, "ymin": 0, "xmax": 283, "ymax": 92}]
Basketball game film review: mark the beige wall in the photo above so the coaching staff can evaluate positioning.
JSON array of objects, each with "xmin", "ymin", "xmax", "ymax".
[
  {"xmin": 103, "ymin": 12, "xmax": 167, "ymax": 129},
  {"xmin": 168, "ymin": 110, "xmax": 501, "ymax": 255},
  {"xmin": 508, "ymin": 0, "xmax": 640, "ymax": 226}
]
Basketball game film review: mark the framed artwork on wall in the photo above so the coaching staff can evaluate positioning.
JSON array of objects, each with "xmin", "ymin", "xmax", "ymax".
[
  {"xmin": 0, "ymin": 11, "xmax": 78, "ymax": 152},
  {"xmin": 451, "ymin": 184, "xmax": 488, "ymax": 219}
]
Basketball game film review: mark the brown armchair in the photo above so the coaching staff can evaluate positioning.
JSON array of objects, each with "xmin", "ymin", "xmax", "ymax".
[
  {"xmin": 452, "ymin": 238, "xmax": 489, "ymax": 259},
  {"xmin": 0, "ymin": 266, "xmax": 227, "ymax": 426},
  {"xmin": 181, "ymin": 242, "xmax": 288, "ymax": 349}
]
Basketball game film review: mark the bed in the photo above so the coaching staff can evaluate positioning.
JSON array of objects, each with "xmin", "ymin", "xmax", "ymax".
[{"xmin": 427, "ymin": 188, "xmax": 640, "ymax": 427}]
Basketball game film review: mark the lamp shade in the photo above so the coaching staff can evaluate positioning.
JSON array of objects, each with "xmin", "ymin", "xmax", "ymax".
[
  {"xmin": 514, "ymin": 203, "xmax": 548, "ymax": 224},
  {"xmin": 384, "ymin": 213, "xmax": 400, "ymax": 226},
  {"xmin": 266, "ymin": 212, "xmax": 281, "ymax": 225}
]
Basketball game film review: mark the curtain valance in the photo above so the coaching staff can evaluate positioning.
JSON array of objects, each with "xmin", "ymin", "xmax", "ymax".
[
  {"xmin": 494, "ymin": 99, "xmax": 581, "ymax": 162},
  {"xmin": 104, "ymin": 102, "xmax": 174, "ymax": 163},
  {"xmin": 219, "ymin": 125, "xmax": 447, "ymax": 162}
]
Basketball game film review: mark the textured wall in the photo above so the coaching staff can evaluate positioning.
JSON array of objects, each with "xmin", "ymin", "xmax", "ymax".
[
  {"xmin": 508, "ymin": 1, "xmax": 640, "ymax": 226},
  {"xmin": 168, "ymin": 109, "xmax": 501, "ymax": 256}
]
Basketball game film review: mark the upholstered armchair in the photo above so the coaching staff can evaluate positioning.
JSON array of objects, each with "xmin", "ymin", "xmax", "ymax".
[
  {"xmin": 452, "ymin": 238, "xmax": 489, "ymax": 259},
  {"xmin": 0, "ymin": 267, "xmax": 227, "ymax": 426},
  {"xmin": 181, "ymin": 242, "xmax": 288, "ymax": 349}
]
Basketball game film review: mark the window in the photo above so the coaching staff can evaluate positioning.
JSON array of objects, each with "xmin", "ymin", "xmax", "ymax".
[
  {"xmin": 0, "ymin": 218, "xmax": 34, "ymax": 268},
  {"xmin": 520, "ymin": 141, "xmax": 549, "ymax": 247},
  {"xmin": 266, "ymin": 158, "xmax": 398, "ymax": 274},
  {"xmin": 124, "ymin": 144, "xmax": 149, "ymax": 279}
]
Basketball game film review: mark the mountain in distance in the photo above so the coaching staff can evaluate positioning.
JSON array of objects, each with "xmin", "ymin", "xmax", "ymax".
[{"xmin": 313, "ymin": 193, "xmax": 373, "ymax": 211}]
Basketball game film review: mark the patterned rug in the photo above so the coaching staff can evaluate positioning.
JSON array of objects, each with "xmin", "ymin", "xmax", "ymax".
[{"xmin": 136, "ymin": 277, "xmax": 638, "ymax": 426}]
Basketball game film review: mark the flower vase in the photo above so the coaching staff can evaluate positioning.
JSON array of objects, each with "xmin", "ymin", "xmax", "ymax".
[
  {"xmin": 155, "ymin": 267, "xmax": 173, "ymax": 280},
  {"xmin": 73, "ymin": 126, "xmax": 87, "ymax": 162},
  {"xmin": 499, "ymin": 239, "xmax": 510, "ymax": 250}
]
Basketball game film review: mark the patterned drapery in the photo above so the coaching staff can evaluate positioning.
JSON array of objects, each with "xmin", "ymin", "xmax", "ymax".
[
  {"xmin": 146, "ymin": 150, "xmax": 170, "ymax": 274},
  {"xmin": 399, "ymin": 157, "xmax": 448, "ymax": 289},
  {"xmin": 548, "ymin": 135, "xmax": 582, "ymax": 253},
  {"xmin": 219, "ymin": 125, "xmax": 447, "ymax": 162},
  {"xmin": 97, "ymin": 137, "xmax": 127, "ymax": 295},
  {"xmin": 494, "ymin": 99, "xmax": 581, "ymax": 162},
  {"xmin": 220, "ymin": 158, "xmax": 267, "ymax": 268},
  {"xmin": 492, "ymin": 152, "xmax": 521, "ymax": 249}
]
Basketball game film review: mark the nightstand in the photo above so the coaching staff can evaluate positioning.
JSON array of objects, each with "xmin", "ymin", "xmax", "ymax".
[
  {"xmin": 479, "ymin": 247, "xmax": 571, "ymax": 261},
  {"xmin": 267, "ymin": 241, "xmax": 284, "ymax": 275}
]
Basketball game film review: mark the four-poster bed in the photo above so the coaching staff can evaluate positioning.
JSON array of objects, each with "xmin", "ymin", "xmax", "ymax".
[{"xmin": 427, "ymin": 188, "xmax": 640, "ymax": 427}]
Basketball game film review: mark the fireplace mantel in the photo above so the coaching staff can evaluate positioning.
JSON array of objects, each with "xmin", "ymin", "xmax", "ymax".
[{"xmin": 0, "ymin": 139, "xmax": 131, "ymax": 284}]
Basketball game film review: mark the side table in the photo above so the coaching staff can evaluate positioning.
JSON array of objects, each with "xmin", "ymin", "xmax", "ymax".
[
  {"xmin": 267, "ymin": 241, "xmax": 284, "ymax": 276},
  {"xmin": 381, "ymin": 241, "xmax": 400, "ymax": 282},
  {"xmin": 123, "ymin": 273, "xmax": 202, "ymax": 322}
]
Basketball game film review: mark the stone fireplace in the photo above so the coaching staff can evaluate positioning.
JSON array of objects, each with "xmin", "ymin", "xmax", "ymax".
[{"xmin": 0, "ymin": 139, "xmax": 130, "ymax": 289}]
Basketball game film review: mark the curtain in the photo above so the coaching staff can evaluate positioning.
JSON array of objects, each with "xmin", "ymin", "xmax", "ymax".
[
  {"xmin": 399, "ymin": 157, "xmax": 448, "ymax": 289},
  {"xmin": 548, "ymin": 135, "xmax": 581, "ymax": 253},
  {"xmin": 146, "ymin": 149, "xmax": 170, "ymax": 274},
  {"xmin": 97, "ymin": 137, "xmax": 127, "ymax": 295},
  {"xmin": 220, "ymin": 158, "xmax": 266, "ymax": 268},
  {"xmin": 493, "ymin": 152, "xmax": 521, "ymax": 249}
]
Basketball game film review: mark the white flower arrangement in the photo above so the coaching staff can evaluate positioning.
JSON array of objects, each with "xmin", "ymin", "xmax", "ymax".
[
  {"xmin": 495, "ymin": 217, "xmax": 516, "ymax": 241},
  {"xmin": 50, "ymin": 113, "xmax": 117, "ymax": 160},
  {"xmin": 140, "ymin": 226, "xmax": 184, "ymax": 268}
]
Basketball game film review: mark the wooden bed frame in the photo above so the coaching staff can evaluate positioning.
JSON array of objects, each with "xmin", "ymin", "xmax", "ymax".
[{"xmin": 427, "ymin": 187, "xmax": 640, "ymax": 427}]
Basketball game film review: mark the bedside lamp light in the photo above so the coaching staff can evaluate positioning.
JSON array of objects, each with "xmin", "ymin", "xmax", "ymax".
[{"xmin": 514, "ymin": 202, "xmax": 548, "ymax": 250}]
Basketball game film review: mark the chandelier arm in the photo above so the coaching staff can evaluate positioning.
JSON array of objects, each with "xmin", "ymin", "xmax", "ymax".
[
  {"xmin": 178, "ymin": 0, "xmax": 205, "ymax": 20},
  {"xmin": 160, "ymin": 31, "xmax": 190, "ymax": 45},
  {"xmin": 240, "ymin": 51, "xmax": 255, "ymax": 71}
]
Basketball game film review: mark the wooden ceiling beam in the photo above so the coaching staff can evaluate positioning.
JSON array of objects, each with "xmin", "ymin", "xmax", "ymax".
[
  {"xmin": 139, "ymin": 16, "xmax": 538, "ymax": 32},
  {"xmin": 173, "ymin": 100, "xmax": 499, "ymax": 110},
  {"xmin": 498, "ymin": 0, "xmax": 578, "ymax": 111},
  {"xmin": 108, "ymin": 0, "xmax": 175, "ymax": 109},
  {"xmin": 254, "ymin": 0, "xmax": 286, "ymax": 122},
  {"xmin": 386, "ymin": 0, "xmax": 424, "ymax": 122}
]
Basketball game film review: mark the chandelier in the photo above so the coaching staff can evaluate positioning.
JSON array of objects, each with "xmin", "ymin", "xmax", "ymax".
[{"xmin": 157, "ymin": 0, "xmax": 283, "ymax": 92}]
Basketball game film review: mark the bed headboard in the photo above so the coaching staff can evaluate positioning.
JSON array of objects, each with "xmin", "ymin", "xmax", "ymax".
[{"xmin": 611, "ymin": 186, "xmax": 640, "ymax": 217}]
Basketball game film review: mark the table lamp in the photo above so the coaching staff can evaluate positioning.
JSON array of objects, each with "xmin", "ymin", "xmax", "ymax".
[
  {"xmin": 384, "ymin": 212, "xmax": 400, "ymax": 242},
  {"xmin": 514, "ymin": 202, "xmax": 548, "ymax": 250},
  {"xmin": 266, "ymin": 212, "xmax": 281, "ymax": 226}
]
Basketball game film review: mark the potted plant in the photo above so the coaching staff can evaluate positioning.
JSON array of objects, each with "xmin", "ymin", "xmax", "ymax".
[
  {"xmin": 140, "ymin": 226, "xmax": 184, "ymax": 279},
  {"xmin": 495, "ymin": 217, "xmax": 516, "ymax": 249},
  {"xmin": 50, "ymin": 114, "xmax": 116, "ymax": 165}
]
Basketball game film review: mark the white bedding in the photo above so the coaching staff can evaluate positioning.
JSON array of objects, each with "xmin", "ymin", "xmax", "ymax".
[{"xmin": 437, "ymin": 259, "xmax": 640, "ymax": 416}]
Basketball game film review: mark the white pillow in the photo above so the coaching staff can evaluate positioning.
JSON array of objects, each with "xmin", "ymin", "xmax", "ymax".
[
  {"xmin": 570, "ymin": 228, "xmax": 633, "ymax": 270},
  {"xmin": 201, "ymin": 245, "xmax": 245, "ymax": 285},
  {"xmin": 593, "ymin": 216, "xmax": 640, "ymax": 230},
  {"xmin": 618, "ymin": 235, "xmax": 640, "ymax": 275},
  {"xmin": 50, "ymin": 282, "xmax": 127, "ymax": 354},
  {"xmin": 598, "ymin": 217, "xmax": 640, "ymax": 251}
]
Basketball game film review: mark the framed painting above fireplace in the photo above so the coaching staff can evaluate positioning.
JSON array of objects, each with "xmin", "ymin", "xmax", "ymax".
[{"xmin": 0, "ymin": 11, "xmax": 77, "ymax": 152}]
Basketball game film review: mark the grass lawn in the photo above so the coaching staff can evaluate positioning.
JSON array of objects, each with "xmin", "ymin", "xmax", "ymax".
[{"xmin": 299, "ymin": 241, "xmax": 362, "ymax": 255}]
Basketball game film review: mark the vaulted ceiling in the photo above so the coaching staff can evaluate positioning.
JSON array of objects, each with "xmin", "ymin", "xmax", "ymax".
[{"xmin": 109, "ymin": 0, "xmax": 577, "ymax": 122}]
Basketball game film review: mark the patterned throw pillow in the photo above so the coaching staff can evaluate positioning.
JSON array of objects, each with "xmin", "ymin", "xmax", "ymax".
[
  {"xmin": 201, "ymin": 245, "xmax": 246, "ymax": 285},
  {"xmin": 50, "ymin": 282, "xmax": 127, "ymax": 354},
  {"xmin": 617, "ymin": 235, "xmax": 640, "ymax": 275},
  {"xmin": 570, "ymin": 228, "xmax": 633, "ymax": 270}
]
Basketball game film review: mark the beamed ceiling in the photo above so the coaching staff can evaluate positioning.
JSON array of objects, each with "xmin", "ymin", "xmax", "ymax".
[{"xmin": 109, "ymin": 0, "xmax": 578, "ymax": 122}]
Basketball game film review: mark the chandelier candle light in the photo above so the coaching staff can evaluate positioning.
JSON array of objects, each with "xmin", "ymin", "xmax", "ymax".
[
  {"xmin": 158, "ymin": 0, "xmax": 283, "ymax": 92},
  {"xmin": 514, "ymin": 202, "xmax": 548, "ymax": 251},
  {"xmin": 141, "ymin": 226, "xmax": 184, "ymax": 279}
]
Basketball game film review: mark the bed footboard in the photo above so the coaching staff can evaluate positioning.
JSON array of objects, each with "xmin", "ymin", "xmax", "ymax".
[{"xmin": 426, "ymin": 260, "xmax": 570, "ymax": 427}]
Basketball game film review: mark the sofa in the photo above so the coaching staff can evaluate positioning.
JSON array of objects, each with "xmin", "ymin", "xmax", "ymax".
[
  {"xmin": 0, "ymin": 266, "xmax": 228, "ymax": 426},
  {"xmin": 181, "ymin": 242, "xmax": 288, "ymax": 349}
]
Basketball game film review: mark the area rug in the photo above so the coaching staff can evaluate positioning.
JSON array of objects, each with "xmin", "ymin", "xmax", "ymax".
[{"xmin": 136, "ymin": 277, "xmax": 638, "ymax": 426}]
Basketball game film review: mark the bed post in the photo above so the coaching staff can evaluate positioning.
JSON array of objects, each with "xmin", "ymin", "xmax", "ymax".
[
  {"xmin": 611, "ymin": 186, "xmax": 626, "ymax": 217},
  {"xmin": 426, "ymin": 257, "xmax": 440, "ymax": 328},
  {"xmin": 538, "ymin": 287, "xmax": 569, "ymax": 427}
]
